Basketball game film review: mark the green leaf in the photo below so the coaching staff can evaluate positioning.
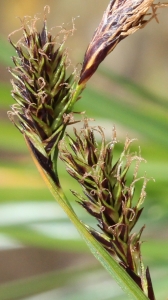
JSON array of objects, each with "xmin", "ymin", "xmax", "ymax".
[
  {"xmin": 0, "ymin": 224, "xmax": 87, "ymax": 252},
  {"xmin": 75, "ymin": 87, "xmax": 168, "ymax": 149},
  {"xmin": 99, "ymin": 68, "xmax": 168, "ymax": 110}
]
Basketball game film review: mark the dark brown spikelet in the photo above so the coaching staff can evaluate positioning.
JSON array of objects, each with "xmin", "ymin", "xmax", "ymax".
[
  {"xmin": 59, "ymin": 120, "xmax": 155, "ymax": 299},
  {"xmin": 79, "ymin": 0, "xmax": 164, "ymax": 85},
  {"xmin": 8, "ymin": 11, "xmax": 79, "ymax": 183}
]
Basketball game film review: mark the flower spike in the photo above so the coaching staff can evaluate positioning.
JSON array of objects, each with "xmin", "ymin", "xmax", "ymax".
[
  {"xmin": 79, "ymin": 0, "xmax": 165, "ymax": 85},
  {"xmin": 59, "ymin": 120, "xmax": 155, "ymax": 299},
  {"xmin": 8, "ymin": 15, "xmax": 81, "ymax": 184}
]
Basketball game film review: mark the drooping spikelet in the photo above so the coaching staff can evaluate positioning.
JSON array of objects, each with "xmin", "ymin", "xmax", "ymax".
[
  {"xmin": 8, "ymin": 11, "xmax": 80, "ymax": 184},
  {"xmin": 59, "ymin": 120, "xmax": 155, "ymax": 300}
]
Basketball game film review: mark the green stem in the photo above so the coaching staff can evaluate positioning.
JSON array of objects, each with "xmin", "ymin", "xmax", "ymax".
[
  {"xmin": 68, "ymin": 82, "xmax": 86, "ymax": 111},
  {"xmin": 51, "ymin": 82, "xmax": 85, "ymax": 176}
]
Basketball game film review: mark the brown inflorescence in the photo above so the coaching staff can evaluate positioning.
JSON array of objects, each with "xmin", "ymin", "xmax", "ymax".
[
  {"xmin": 59, "ymin": 120, "xmax": 155, "ymax": 299},
  {"xmin": 8, "ymin": 14, "xmax": 78, "ymax": 183}
]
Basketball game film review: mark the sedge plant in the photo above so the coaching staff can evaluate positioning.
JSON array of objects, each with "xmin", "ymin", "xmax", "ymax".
[{"xmin": 8, "ymin": 1, "xmax": 167, "ymax": 299}]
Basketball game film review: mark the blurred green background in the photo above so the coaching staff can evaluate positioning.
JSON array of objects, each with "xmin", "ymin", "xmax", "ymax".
[{"xmin": 0, "ymin": 1, "xmax": 168, "ymax": 299}]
